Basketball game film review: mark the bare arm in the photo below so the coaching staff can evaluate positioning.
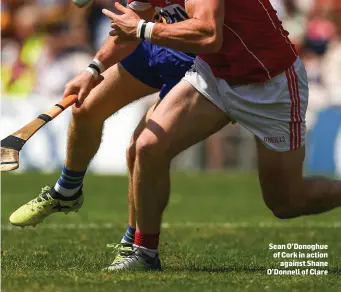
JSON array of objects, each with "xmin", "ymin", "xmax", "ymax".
[
  {"xmin": 94, "ymin": 36, "xmax": 137, "ymax": 69},
  {"xmin": 63, "ymin": 4, "xmax": 154, "ymax": 105},
  {"xmin": 151, "ymin": 0, "xmax": 224, "ymax": 53},
  {"xmin": 94, "ymin": 6, "xmax": 155, "ymax": 69},
  {"xmin": 103, "ymin": 0, "xmax": 224, "ymax": 53}
]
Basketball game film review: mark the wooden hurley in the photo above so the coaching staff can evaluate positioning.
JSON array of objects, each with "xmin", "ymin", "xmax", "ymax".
[{"xmin": 0, "ymin": 95, "xmax": 78, "ymax": 172}]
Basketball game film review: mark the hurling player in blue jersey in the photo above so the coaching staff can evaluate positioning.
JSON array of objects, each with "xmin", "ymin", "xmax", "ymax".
[{"xmin": 9, "ymin": 0, "xmax": 193, "ymax": 270}]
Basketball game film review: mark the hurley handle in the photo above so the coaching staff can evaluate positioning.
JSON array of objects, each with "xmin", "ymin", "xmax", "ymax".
[{"xmin": 44, "ymin": 94, "xmax": 78, "ymax": 120}]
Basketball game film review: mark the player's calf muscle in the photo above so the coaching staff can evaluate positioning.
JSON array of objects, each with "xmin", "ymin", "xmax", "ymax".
[
  {"xmin": 261, "ymin": 173, "xmax": 341, "ymax": 219},
  {"xmin": 301, "ymin": 177, "xmax": 341, "ymax": 213}
]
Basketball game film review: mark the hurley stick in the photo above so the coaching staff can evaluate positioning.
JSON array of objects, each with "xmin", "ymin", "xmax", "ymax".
[{"xmin": 0, "ymin": 94, "xmax": 78, "ymax": 172}]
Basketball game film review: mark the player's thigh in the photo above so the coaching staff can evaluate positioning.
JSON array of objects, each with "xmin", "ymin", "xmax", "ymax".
[
  {"xmin": 127, "ymin": 101, "xmax": 161, "ymax": 166},
  {"xmin": 239, "ymin": 59, "xmax": 308, "ymax": 208},
  {"xmin": 131, "ymin": 101, "xmax": 161, "ymax": 143},
  {"xmin": 74, "ymin": 64, "xmax": 158, "ymax": 121},
  {"xmin": 256, "ymin": 139, "xmax": 305, "ymax": 209},
  {"xmin": 137, "ymin": 80, "xmax": 231, "ymax": 159}
]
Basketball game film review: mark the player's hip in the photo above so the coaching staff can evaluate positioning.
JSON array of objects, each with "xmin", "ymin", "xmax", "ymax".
[{"xmin": 183, "ymin": 57, "xmax": 308, "ymax": 152}]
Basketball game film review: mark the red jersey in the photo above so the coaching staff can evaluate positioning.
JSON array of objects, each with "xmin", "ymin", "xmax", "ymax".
[{"xmin": 129, "ymin": 0, "xmax": 297, "ymax": 84}]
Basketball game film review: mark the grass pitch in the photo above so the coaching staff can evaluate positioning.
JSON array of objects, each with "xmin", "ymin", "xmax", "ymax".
[{"xmin": 1, "ymin": 172, "xmax": 341, "ymax": 292}]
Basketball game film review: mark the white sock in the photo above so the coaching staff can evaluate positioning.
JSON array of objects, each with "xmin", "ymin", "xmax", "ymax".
[
  {"xmin": 54, "ymin": 183, "xmax": 82, "ymax": 197},
  {"xmin": 133, "ymin": 244, "xmax": 158, "ymax": 258},
  {"xmin": 54, "ymin": 166, "xmax": 85, "ymax": 197}
]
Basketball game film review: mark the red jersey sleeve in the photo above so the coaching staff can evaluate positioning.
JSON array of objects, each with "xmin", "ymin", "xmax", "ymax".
[{"xmin": 128, "ymin": 0, "xmax": 152, "ymax": 11}]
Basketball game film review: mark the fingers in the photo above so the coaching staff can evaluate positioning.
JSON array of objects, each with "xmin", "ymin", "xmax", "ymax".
[
  {"xmin": 76, "ymin": 89, "xmax": 90, "ymax": 108},
  {"xmin": 64, "ymin": 84, "xmax": 76, "ymax": 99},
  {"xmin": 109, "ymin": 22, "xmax": 121, "ymax": 37},
  {"xmin": 109, "ymin": 29, "xmax": 119, "ymax": 37},
  {"xmin": 102, "ymin": 8, "xmax": 118, "ymax": 21},
  {"xmin": 64, "ymin": 71, "xmax": 98, "ymax": 107},
  {"xmin": 114, "ymin": 2, "xmax": 130, "ymax": 13},
  {"xmin": 75, "ymin": 75, "xmax": 104, "ymax": 107},
  {"xmin": 110, "ymin": 22, "xmax": 120, "ymax": 29},
  {"xmin": 110, "ymin": 22, "xmax": 121, "ymax": 36}
]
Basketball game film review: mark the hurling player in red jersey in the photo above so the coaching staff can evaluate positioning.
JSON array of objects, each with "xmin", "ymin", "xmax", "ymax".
[{"xmin": 103, "ymin": 0, "xmax": 341, "ymax": 271}]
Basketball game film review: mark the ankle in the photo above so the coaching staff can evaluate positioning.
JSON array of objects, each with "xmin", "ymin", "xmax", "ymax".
[
  {"xmin": 134, "ymin": 231, "xmax": 160, "ymax": 250},
  {"xmin": 121, "ymin": 225, "xmax": 136, "ymax": 245},
  {"xmin": 50, "ymin": 187, "xmax": 83, "ymax": 201},
  {"xmin": 133, "ymin": 244, "xmax": 158, "ymax": 258},
  {"xmin": 54, "ymin": 166, "xmax": 86, "ymax": 197}
]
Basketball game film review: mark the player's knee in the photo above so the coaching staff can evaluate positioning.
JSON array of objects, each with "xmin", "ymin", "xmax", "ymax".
[
  {"xmin": 72, "ymin": 104, "xmax": 102, "ymax": 124},
  {"xmin": 271, "ymin": 206, "xmax": 295, "ymax": 219},
  {"xmin": 72, "ymin": 105, "xmax": 90, "ymax": 121},
  {"xmin": 135, "ymin": 134, "xmax": 166, "ymax": 163},
  {"xmin": 262, "ymin": 190, "xmax": 299, "ymax": 219},
  {"xmin": 265, "ymin": 200, "xmax": 293, "ymax": 219},
  {"xmin": 126, "ymin": 140, "xmax": 136, "ymax": 170}
]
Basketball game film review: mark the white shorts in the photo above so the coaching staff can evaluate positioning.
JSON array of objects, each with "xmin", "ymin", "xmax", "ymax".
[{"xmin": 183, "ymin": 57, "xmax": 309, "ymax": 152}]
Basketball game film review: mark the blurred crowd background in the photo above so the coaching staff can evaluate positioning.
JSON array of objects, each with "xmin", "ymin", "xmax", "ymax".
[
  {"xmin": 1, "ymin": 0, "xmax": 122, "ymax": 97},
  {"xmin": 1, "ymin": 0, "xmax": 341, "ymax": 172}
]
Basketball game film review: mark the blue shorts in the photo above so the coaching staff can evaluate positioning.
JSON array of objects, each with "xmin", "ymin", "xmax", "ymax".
[{"xmin": 120, "ymin": 41, "xmax": 195, "ymax": 99}]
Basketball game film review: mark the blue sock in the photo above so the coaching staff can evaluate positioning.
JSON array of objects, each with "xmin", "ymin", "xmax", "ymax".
[
  {"xmin": 54, "ymin": 166, "xmax": 86, "ymax": 197},
  {"xmin": 121, "ymin": 225, "xmax": 136, "ymax": 245}
]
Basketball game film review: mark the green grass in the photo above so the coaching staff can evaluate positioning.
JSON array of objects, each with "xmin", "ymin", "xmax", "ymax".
[{"xmin": 1, "ymin": 172, "xmax": 341, "ymax": 292}]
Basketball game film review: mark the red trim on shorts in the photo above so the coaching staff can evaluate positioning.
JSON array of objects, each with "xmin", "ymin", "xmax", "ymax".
[
  {"xmin": 291, "ymin": 66, "xmax": 302, "ymax": 148},
  {"xmin": 286, "ymin": 65, "xmax": 303, "ymax": 151},
  {"xmin": 285, "ymin": 69, "xmax": 295, "ymax": 150},
  {"xmin": 290, "ymin": 67, "xmax": 298, "ymax": 150}
]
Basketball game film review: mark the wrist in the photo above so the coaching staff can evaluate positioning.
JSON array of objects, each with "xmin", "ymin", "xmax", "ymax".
[
  {"xmin": 136, "ymin": 20, "xmax": 155, "ymax": 41},
  {"xmin": 92, "ymin": 58, "xmax": 105, "ymax": 73},
  {"xmin": 85, "ymin": 59, "xmax": 105, "ymax": 80}
]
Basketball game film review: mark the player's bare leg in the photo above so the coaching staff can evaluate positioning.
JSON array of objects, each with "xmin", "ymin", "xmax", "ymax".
[
  {"xmin": 66, "ymin": 64, "xmax": 157, "ymax": 171},
  {"xmin": 57, "ymin": 64, "xmax": 156, "ymax": 202},
  {"xmin": 256, "ymin": 140, "xmax": 341, "ymax": 219},
  {"xmin": 106, "ymin": 113, "xmax": 148, "ymax": 266},
  {"xmin": 106, "ymin": 103, "xmax": 161, "ymax": 271},
  {"xmin": 9, "ymin": 64, "xmax": 157, "ymax": 227},
  {"xmin": 122, "ymin": 102, "xmax": 160, "ymax": 242},
  {"xmin": 106, "ymin": 81, "xmax": 230, "ymax": 271},
  {"xmin": 133, "ymin": 82, "xmax": 230, "ymax": 234}
]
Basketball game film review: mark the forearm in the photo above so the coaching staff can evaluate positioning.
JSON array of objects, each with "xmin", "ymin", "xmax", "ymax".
[
  {"xmin": 95, "ymin": 36, "xmax": 140, "ymax": 70},
  {"xmin": 96, "ymin": 4, "xmax": 155, "ymax": 69},
  {"xmin": 150, "ymin": 20, "xmax": 222, "ymax": 53},
  {"xmin": 103, "ymin": 0, "xmax": 223, "ymax": 53}
]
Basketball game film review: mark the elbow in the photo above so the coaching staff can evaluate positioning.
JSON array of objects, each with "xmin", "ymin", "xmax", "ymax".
[
  {"xmin": 206, "ymin": 35, "xmax": 223, "ymax": 53},
  {"xmin": 201, "ymin": 29, "xmax": 223, "ymax": 53}
]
